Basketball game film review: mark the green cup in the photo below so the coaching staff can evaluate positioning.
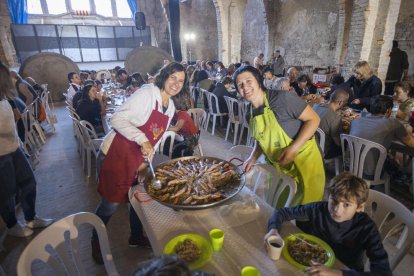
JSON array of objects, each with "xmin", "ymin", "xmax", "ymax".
[
  {"xmin": 209, "ymin": 228, "xmax": 224, "ymax": 251},
  {"xmin": 241, "ymin": 266, "xmax": 260, "ymax": 276}
]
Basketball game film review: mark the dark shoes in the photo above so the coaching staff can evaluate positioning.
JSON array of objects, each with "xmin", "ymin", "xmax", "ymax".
[
  {"xmin": 91, "ymin": 239, "xmax": 104, "ymax": 265},
  {"xmin": 128, "ymin": 236, "xmax": 152, "ymax": 249}
]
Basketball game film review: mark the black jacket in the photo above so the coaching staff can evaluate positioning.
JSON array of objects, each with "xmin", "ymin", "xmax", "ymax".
[{"xmin": 345, "ymin": 75, "xmax": 382, "ymax": 111}]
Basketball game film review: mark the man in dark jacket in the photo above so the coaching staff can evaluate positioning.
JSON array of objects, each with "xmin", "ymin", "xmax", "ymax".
[
  {"xmin": 385, "ymin": 40, "xmax": 409, "ymax": 95},
  {"xmin": 211, "ymin": 76, "xmax": 236, "ymax": 113}
]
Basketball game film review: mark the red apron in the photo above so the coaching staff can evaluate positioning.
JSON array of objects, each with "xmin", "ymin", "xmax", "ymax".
[{"xmin": 98, "ymin": 102, "xmax": 169, "ymax": 203}]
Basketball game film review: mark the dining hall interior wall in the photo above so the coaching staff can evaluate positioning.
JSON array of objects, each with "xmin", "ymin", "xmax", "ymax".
[
  {"xmin": 179, "ymin": 0, "xmax": 218, "ymax": 63},
  {"xmin": 394, "ymin": 0, "xmax": 414, "ymax": 76},
  {"xmin": 266, "ymin": 0, "xmax": 339, "ymax": 68},
  {"xmin": 0, "ymin": 0, "xmax": 18, "ymax": 67},
  {"xmin": 240, "ymin": 0, "xmax": 269, "ymax": 65}
]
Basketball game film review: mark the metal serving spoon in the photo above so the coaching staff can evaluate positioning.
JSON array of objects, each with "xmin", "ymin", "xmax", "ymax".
[{"xmin": 146, "ymin": 157, "xmax": 162, "ymax": 190}]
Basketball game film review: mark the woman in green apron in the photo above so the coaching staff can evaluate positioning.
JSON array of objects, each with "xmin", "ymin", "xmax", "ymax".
[{"xmin": 234, "ymin": 66, "xmax": 325, "ymax": 206}]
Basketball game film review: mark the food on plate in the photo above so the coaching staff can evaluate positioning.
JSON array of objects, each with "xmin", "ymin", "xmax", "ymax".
[
  {"xmin": 287, "ymin": 237, "xmax": 329, "ymax": 267},
  {"xmin": 175, "ymin": 238, "xmax": 202, "ymax": 263},
  {"xmin": 147, "ymin": 157, "xmax": 241, "ymax": 206}
]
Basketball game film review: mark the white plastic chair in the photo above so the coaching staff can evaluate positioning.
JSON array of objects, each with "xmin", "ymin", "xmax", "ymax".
[
  {"xmin": 315, "ymin": 128, "xmax": 341, "ymax": 175},
  {"xmin": 226, "ymin": 145, "xmax": 254, "ymax": 165},
  {"xmin": 188, "ymin": 108, "xmax": 207, "ymax": 131},
  {"xmin": 79, "ymin": 120, "xmax": 103, "ymax": 178},
  {"xmin": 40, "ymin": 91, "xmax": 56, "ymax": 132},
  {"xmin": 246, "ymin": 164, "xmax": 297, "ymax": 208},
  {"xmin": 203, "ymin": 90, "xmax": 228, "ymax": 135},
  {"xmin": 17, "ymin": 212, "xmax": 119, "ymax": 276},
  {"xmin": 224, "ymin": 96, "xmax": 242, "ymax": 145},
  {"xmin": 365, "ymin": 189, "xmax": 414, "ymax": 271},
  {"xmin": 238, "ymin": 101, "xmax": 253, "ymax": 146},
  {"xmin": 156, "ymin": 131, "xmax": 176, "ymax": 159},
  {"xmin": 340, "ymin": 134, "xmax": 390, "ymax": 194}
]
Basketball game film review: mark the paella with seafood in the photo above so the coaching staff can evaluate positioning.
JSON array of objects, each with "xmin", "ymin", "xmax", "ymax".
[{"xmin": 145, "ymin": 157, "xmax": 244, "ymax": 208}]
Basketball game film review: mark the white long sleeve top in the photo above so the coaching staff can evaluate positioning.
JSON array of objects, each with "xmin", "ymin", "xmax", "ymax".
[
  {"xmin": 100, "ymin": 84, "xmax": 175, "ymax": 154},
  {"xmin": 67, "ymin": 83, "xmax": 81, "ymax": 99}
]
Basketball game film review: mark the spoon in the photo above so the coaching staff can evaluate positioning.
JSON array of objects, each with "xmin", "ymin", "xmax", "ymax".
[{"xmin": 146, "ymin": 157, "xmax": 162, "ymax": 190}]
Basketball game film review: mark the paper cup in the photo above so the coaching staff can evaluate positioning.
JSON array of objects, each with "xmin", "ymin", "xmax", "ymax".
[
  {"xmin": 209, "ymin": 228, "xmax": 224, "ymax": 251},
  {"xmin": 241, "ymin": 266, "xmax": 260, "ymax": 276},
  {"xmin": 266, "ymin": 235, "xmax": 285, "ymax": 260}
]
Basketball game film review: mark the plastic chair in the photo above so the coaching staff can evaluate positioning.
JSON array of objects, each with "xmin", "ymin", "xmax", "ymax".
[
  {"xmin": 226, "ymin": 145, "xmax": 254, "ymax": 165},
  {"xmin": 17, "ymin": 212, "xmax": 119, "ymax": 276},
  {"xmin": 238, "ymin": 101, "xmax": 253, "ymax": 146},
  {"xmin": 203, "ymin": 90, "xmax": 228, "ymax": 135},
  {"xmin": 246, "ymin": 164, "xmax": 297, "ymax": 208},
  {"xmin": 340, "ymin": 134, "xmax": 390, "ymax": 194},
  {"xmin": 79, "ymin": 120, "xmax": 103, "ymax": 178},
  {"xmin": 365, "ymin": 189, "xmax": 414, "ymax": 271},
  {"xmin": 188, "ymin": 108, "xmax": 207, "ymax": 131},
  {"xmin": 224, "ymin": 96, "xmax": 242, "ymax": 145},
  {"xmin": 156, "ymin": 131, "xmax": 176, "ymax": 159},
  {"xmin": 40, "ymin": 91, "xmax": 56, "ymax": 132},
  {"xmin": 315, "ymin": 128, "xmax": 341, "ymax": 175}
]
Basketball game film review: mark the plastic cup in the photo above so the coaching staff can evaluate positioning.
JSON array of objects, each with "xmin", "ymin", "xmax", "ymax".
[
  {"xmin": 266, "ymin": 235, "xmax": 285, "ymax": 260},
  {"xmin": 241, "ymin": 266, "xmax": 260, "ymax": 276},
  {"xmin": 209, "ymin": 228, "xmax": 224, "ymax": 251}
]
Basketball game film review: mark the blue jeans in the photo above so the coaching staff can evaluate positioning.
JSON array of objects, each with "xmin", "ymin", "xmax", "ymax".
[
  {"xmin": 0, "ymin": 148, "xmax": 36, "ymax": 228},
  {"xmin": 93, "ymin": 151, "xmax": 143, "ymax": 240},
  {"xmin": 92, "ymin": 197, "xmax": 143, "ymax": 240}
]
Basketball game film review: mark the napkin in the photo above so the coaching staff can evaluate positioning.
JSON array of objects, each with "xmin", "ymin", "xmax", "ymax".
[{"xmin": 217, "ymin": 193, "xmax": 260, "ymax": 227}]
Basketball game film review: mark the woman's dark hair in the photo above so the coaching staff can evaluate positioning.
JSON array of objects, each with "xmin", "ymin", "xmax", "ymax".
[
  {"xmin": 394, "ymin": 81, "xmax": 414, "ymax": 98},
  {"xmin": 0, "ymin": 62, "xmax": 17, "ymax": 100},
  {"xmin": 94, "ymin": 80, "xmax": 102, "ymax": 87},
  {"xmin": 263, "ymin": 66, "xmax": 273, "ymax": 74},
  {"xmin": 195, "ymin": 70, "xmax": 209, "ymax": 83},
  {"xmin": 370, "ymin": 95, "xmax": 393, "ymax": 115},
  {"xmin": 172, "ymin": 87, "xmax": 192, "ymax": 111},
  {"xmin": 131, "ymin": 72, "xmax": 146, "ymax": 87},
  {"xmin": 81, "ymin": 84, "xmax": 94, "ymax": 101},
  {"xmin": 216, "ymin": 61, "xmax": 224, "ymax": 69},
  {"xmin": 232, "ymin": 65, "xmax": 266, "ymax": 93},
  {"xmin": 116, "ymin": 68, "xmax": 128, "ymax": 77},
  {"xmin": 154, "ymin": 62, "xmax": 187, "ymax": 91},
  {"xmin": 221, "ymin": 76, "xmax": 233, "ymax": 85},
  {"xmin": 206, "ymin": 61, "xmax": 214, "ymax": 70},
  {"xmin": 84, "ymin": 80, "xmax": 95, "ymax": 87},
  {"xmin": 330, "ymin": 74, "xmax": 345, "ymax": 86}
]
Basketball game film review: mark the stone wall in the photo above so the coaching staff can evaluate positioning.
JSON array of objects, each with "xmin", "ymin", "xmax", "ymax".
[
  {"xmin": 395, "ymin": 0, "xmax": 414, "ymax": 76},
  {"xmin": 180, "ymin": 0, "xmax": 218, "ymax": 62},
  {"xmin": 241, "ymin": 0, "xmax": 268, "ymax": 64},
  {"xmin": 0, "ymin": 0, "xmax": 18, "ymax": 66},
  {"xmin": 267, "ymin": 0, "xmax": 339, "ymax": 68}
]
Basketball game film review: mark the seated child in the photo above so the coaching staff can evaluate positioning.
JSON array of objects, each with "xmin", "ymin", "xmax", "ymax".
[{"xmin": 265, "ymin": 172, "xmax": 391, "ymax": 276}]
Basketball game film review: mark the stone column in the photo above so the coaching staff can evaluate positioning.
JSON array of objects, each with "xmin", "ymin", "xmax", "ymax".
[{"xmin": 0, "ymin": 0, "xmax": 18, "ymax": 66}]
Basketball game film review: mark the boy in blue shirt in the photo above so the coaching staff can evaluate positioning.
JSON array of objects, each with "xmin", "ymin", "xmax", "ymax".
[{"xmin": 265, "ymin": 172, "xmax": 392, "ymax": 275}]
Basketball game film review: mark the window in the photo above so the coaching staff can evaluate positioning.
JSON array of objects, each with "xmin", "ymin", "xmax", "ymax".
[
  {"xmin": 27, "ymin": 0, "xmax": 43, "ymax": 14},
  {"xmin": 95, "ymin": 0, "xmax": 113, "ymax": 17},
  {"xmin": 115, "ymin": 0, "xmax": 132, "ymax": 18},
  {"xmin": 71, "ymin": 0, "xmax": 90, "ymax": 12},
  {"xmin": 46, "ymin": 0, "xmax": 67, "ymax": 15}
]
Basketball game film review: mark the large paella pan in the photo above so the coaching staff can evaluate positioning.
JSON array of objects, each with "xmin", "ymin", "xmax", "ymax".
[{"xmin": 144, "ymin": 156, "xmax": 246, "ymax": 209}]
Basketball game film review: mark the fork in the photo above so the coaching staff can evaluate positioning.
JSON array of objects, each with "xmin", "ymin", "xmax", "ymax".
[{"xmin": 289, "ymin": 234, "xmax": 317, "ymax": 248}]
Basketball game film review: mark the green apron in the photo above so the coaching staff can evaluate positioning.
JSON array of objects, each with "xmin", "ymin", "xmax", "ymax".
[{"xmin": 251, "ymin": 94, "xmax": 325, "ymax": 206}]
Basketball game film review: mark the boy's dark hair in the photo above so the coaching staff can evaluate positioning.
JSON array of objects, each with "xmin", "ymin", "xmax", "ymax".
[
  {"xmin": 68, "ymin": 72, "xmax": 77, "ymax": 82},
  {"xmin": 263, "ymin": 66, "xmax": 273, "ymax": 74},
  {"xmin": 221, "ymin": 76, "xmax": 233, "ymax": 85},
  {"xmin": 297, "ymin": 73, "xmax": 310, "ymax": 84},
  {"xmin": 370, "ymin": 95, "xmax": 393, "ymax": 115},
  {"xmin": 154, "ymin": 62, "xmax": 187, "ymax": 91},
  {"xmin": 233, "ymin": 65, "xmax": 266, "ymax": 93},
  {"xmin": 328, "ymin": 172, "xmax": 369, "ymax": 206}
]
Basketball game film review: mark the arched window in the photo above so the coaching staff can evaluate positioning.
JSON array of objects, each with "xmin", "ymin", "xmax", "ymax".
[
  {"xmin": 115, "ymin": 0, "xmax": 132, "ymax": 18},
  {"xmin": 46, "ymin": 0, "xmax": 67, "ymax": 15},
  {"xmin": 95, "ymin": 0, "xmax": 113, "ymax": 17},
  {"xmin": 27, "ymin": 0, "xmax": 42, "ymax": 14}
]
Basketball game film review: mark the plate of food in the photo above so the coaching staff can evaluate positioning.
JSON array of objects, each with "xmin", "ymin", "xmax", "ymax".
[
  {"xmin": 282, "ymin": 233, "xmax": 335, "ymax": 270},
  {"xmin": 163, "ymin": 233, "xmax": 213, "ymax": 269},
  {"xmin": 145, "ymin": 157, "xmax": 245, "ymax": 209}
]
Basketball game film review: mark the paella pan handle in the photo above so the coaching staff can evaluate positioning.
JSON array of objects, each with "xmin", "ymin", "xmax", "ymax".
[
  {"xmin": 134, "ymin": 191, "xmax": 155, "ymax": 204},
  {"xmin": 228, "ymin": 157, "xmax": 244, "ymax": 167}
]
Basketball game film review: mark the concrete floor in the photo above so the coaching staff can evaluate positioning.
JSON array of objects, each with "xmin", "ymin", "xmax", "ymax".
[{"xmin": 0, "ymin": 103, "xmax": 413, "ymax": 275}]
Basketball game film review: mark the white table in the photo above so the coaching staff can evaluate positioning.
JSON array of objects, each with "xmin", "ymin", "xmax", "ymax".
[{"xmin": 129, "ymin": 185, "xmax": 345, "ymax": 275}]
